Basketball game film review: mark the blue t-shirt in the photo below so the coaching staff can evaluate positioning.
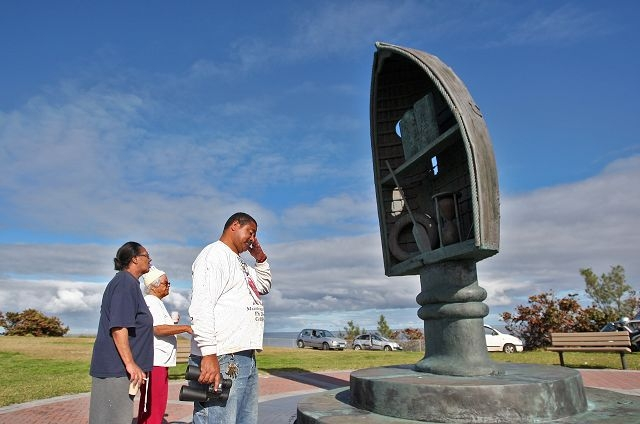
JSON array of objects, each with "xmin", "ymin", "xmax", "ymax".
[{"xmin": 90, "ymin": 271, "xmax": 154, "ymax": 378}]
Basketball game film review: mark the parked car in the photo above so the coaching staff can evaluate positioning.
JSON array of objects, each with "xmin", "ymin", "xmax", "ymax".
[
  {"xmin": 600, "ymin": 318, "xmax": 640, "ymax": 351},
  {"xmin": 296, "ymin": 329, "xmax": 347, "ymax": 350},
  {"xmin": 484, "ymin": 324, "xmax": 523, "ymax": 353},
  {"xmin": 352, "ymin": 334, "xmax": 402, "ymax": 351}
]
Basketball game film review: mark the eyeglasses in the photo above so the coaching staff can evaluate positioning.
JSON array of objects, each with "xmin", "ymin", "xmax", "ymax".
[{"xmin": 137, "ymin": 253, "xmax": 151, "ymax": 259}]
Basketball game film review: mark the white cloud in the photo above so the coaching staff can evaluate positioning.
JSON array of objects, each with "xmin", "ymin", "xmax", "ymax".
[
  {"xmin": 281, "ymin": 194, "xmax": 378, "ymax": 235},
  {"xmin": 2, "ymin": 155, "xmax": 639, "ymax": 334},
  {"xmin": 286, "ymin": 1, "xmax": 426, "ymax": 58},
  {"xmin": 500, "ymin": 5, "xmax": 608, "ymax": 46},
  {"xmin": 0, "ymin": 77, "xmax": 354, "ymax": 244},
  {"xmin": 181, "ymin": 1, "xmax": 440, "ymax": 76},
  {"xmin": 0, "ymin": 279, "xmax": 105, "ymax": 333},
  {"xmin": 479, "ymin": 155, "xmax": 640, "ymax": 309},
  {"xmin": 45, "ymin": 287, "xmax": 98, "ymax": 313},
  {"xmin": 0, "ymin": 2, "xmax": 637, "ymax": 336}
]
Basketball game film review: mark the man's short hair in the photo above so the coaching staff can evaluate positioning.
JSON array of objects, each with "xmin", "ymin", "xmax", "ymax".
[{"xmin": 223, "ymin": 212, "xmax": 257, "ymax": 230}]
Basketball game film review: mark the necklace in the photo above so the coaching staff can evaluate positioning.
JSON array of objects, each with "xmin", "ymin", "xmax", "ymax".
[{"xmin": 238, "ymin": 256, "xmax": 262, "ymax": 305}]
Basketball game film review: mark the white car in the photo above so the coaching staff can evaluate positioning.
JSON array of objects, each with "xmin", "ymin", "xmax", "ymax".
[
  {"xmin": 353, "ymin": 334, "xmax": 403, "ymax": 351},
  {"xmin": 484, "ymin": 324, "xmax": 523, "ymax": 353}
]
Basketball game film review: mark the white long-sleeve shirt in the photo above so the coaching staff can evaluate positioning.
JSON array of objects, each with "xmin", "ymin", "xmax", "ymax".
[{"xmin": 189, "ymin": 240, "xmax": 271, "ymax": 356}]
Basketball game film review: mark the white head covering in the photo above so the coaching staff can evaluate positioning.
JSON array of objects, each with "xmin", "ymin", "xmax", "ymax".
[{"xmin": 142, "ymin": 266, "xmax": 166, "ymax": 287}]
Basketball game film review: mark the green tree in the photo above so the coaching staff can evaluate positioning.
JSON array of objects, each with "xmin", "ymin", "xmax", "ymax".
[
  {"xmin": 342, "ymin": 320, "xmax": 362, "ymax": 340},
  {"xmin": 580, "ymin": 265, "xmax": 639, "ymax": 320},
  {"xmin": 500, "ymin": 291, "xmax": 601, "ymax": 349},
  {"xmin": 1, "ymin": 309, "xmax": 69, "ymax": 336},
  {"xmin": 377, "ymin": 314, "xmax": 393, "ymax": 338}
]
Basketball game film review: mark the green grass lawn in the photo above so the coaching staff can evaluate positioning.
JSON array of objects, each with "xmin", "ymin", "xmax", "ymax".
[{"xmin": 1, "ymin": 336, "xmax": 639, "ymax": 407}]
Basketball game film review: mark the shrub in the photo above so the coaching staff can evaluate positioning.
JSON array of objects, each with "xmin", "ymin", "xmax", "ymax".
[{"xmin": 0, "ymin": 309, "xmax": 69, "ymax": 337}]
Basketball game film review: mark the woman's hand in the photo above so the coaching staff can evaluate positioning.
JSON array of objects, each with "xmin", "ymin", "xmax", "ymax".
[{"xmin": 111, "ymin": 327, "xmax": 146, "ymax": 388}]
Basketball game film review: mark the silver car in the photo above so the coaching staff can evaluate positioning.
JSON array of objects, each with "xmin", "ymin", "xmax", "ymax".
[
  {"xmin": 296, "ymin": 329, "xmax": 347, "ymax": 350},
  {"xmin": 353, "ymin": 334, "xmax": 402, "ymax": 351}
]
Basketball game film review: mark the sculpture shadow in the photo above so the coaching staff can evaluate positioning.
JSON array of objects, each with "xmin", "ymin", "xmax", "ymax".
[{"xmin": 262, "ymin": 369, "xmax": 350, "ymax": 391}]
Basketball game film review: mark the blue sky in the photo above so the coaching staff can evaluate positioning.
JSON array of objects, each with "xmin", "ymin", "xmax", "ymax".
[{"xmin": 1, "ymin": 1, "xmax": 639, "ymax": 334}]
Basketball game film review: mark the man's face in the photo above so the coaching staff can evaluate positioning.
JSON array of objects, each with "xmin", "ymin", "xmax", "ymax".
[{"xmin": 232, "ymin": 220, "xmax": 257, "ymax": 254}]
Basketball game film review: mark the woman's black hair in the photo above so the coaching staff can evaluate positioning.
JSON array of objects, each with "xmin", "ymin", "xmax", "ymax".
[{"xmin": 114, "ymin": 241, "xmax": 143, "ymax": 271}]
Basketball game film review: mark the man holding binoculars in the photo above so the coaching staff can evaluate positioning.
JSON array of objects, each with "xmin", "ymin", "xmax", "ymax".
[
  {"xmin": 179, "ymin": 364, "xmax": 233, "ymax": 403},
  {"xmin": 187, "ymin": 212, "xmax": 272, "ymax": 424}
]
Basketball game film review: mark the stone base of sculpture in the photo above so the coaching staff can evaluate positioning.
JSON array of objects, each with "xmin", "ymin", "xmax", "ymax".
[{"xmin": 296, "ymin": 364, "xmax": 640, "ymax": 423}]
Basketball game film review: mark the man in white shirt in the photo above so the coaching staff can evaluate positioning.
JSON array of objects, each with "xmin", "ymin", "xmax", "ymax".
[{"xmin": 188, "ymin": 212, "xmax": 272, "ymax": 424}]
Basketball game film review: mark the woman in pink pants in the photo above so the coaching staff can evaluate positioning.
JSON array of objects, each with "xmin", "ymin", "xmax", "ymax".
[{"xmin": 138, "ymin": 266, "xmax": 192, "ymax": 424}]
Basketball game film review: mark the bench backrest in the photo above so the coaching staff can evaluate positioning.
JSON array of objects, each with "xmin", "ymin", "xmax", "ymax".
[
  {"xmin": 176, "ymin": 343, "xmax": 192, "ymax": 362},
  {"xmin": 550, "ymin": 332, "xmax": 630, "ymax": 347}
]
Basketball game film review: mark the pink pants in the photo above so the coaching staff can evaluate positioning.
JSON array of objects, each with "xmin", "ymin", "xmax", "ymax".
[{"xmin": 137, "ymin": 366, "xmax": 168, "ymax": 424}]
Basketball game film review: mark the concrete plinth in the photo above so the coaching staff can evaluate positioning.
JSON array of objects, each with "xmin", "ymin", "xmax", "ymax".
[{"xmin": 296, "ymin": 364, "xmax": 640, "ymax": 423}]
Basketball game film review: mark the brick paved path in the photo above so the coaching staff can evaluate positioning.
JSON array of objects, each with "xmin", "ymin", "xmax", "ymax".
[
  {"xmin": 0, "ymin": 370, "xmax": 351, "ymax": 424},
  {"xmin": 0, "ymin": 369, "xmax": 637, "ymax": 424}
]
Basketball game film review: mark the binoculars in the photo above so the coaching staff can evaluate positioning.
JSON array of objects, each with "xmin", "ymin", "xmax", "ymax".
[{"xmin": 179, "ymin": 365, "xmax": 233, "ymax": 402}]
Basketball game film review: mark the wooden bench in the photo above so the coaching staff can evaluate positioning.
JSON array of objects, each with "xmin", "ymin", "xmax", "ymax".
[
  {"xmin": 548, "ymin": 332, "xmax": 632, "ymax": 369},
  {"xmin": 176, "ymin": 340, "xmax": 192, "ymax": 363}
]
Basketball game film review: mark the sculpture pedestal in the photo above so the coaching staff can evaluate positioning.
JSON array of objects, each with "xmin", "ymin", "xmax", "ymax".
[
  {"xmin": 415, "ymin": 260, "xmax": 501, "ymax": 376},
  {"xmin": 296, "ymin": 364, "xmax": 640, "ymax": 423}
]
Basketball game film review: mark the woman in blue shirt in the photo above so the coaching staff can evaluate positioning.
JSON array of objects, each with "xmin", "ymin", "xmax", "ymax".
[{"xmin": 89, "ymin": 241, "xmax": 155, "ymax": 424}]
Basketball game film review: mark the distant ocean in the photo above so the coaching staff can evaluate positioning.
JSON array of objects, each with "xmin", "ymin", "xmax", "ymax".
[{"xmin": 263, "ymin": 331, "xmax": 306, "ymax": 348}]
